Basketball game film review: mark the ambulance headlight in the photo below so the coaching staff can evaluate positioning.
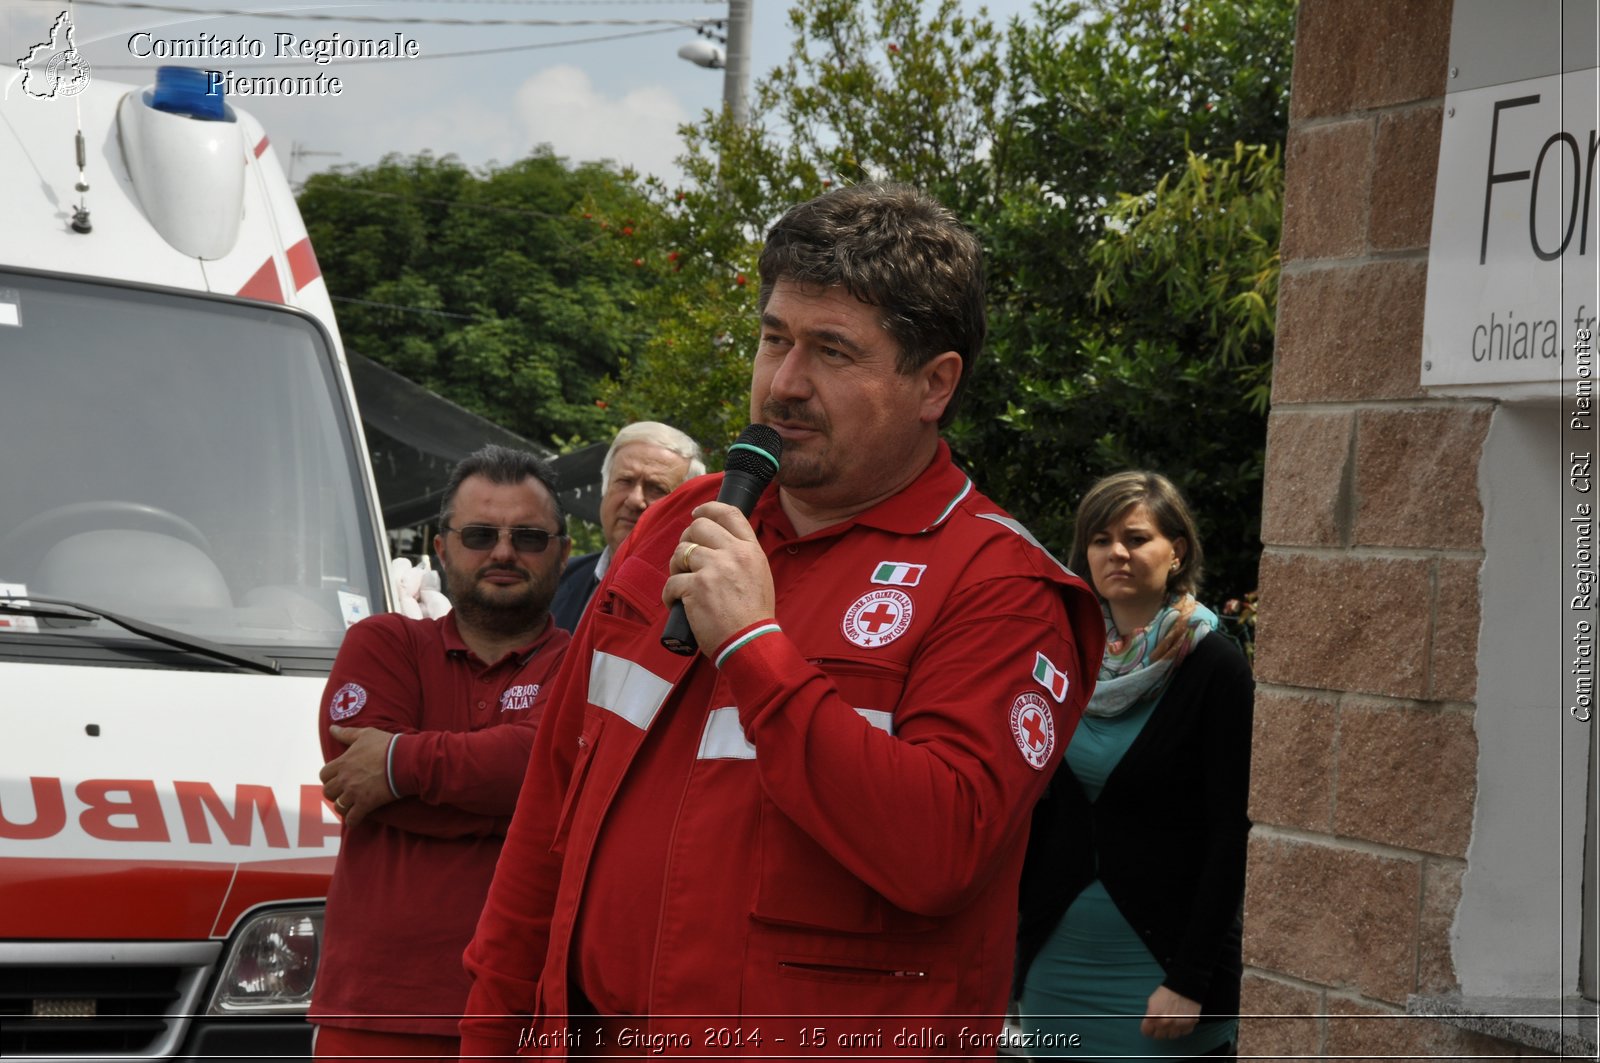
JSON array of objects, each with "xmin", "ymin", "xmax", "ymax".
[{"xmin": 207, "ymin": 907, "xmax": 323, "ymax": 1014}]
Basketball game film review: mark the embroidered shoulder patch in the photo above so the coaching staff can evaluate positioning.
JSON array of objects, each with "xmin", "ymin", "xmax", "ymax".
[
  {"xmin": 1032, "ymin": 651, "xmax": 1070, "ymax": 703},
  {"xmin": 842, "ymin": 588, "xmax": 914, "ymax": 648},
  {"xmin": 1009, "ymin": 691, "xmax": 1055, "ymax": 770},
  {"xmin": 870, "ymin": 561, "xmax": 926, "ymax": 587},
  {"xmin": 329, "ymin": 682, "xmax": 367, "ymax": 721}
]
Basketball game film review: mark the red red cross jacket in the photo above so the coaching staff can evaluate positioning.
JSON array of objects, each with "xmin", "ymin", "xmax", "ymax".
[{"xmin": 460, "ymin": 442, "xmax": 1102, "ymax": 1057}]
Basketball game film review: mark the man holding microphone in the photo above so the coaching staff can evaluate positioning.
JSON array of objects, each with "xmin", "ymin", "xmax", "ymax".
[{"xmin": 461, "ymin": 183, "xmax": 1103, "ymax": 1056}]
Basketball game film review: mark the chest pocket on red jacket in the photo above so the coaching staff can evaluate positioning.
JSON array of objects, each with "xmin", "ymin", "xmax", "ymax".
[
  {"xmin": 809, "ymin": 655, "xmax": 907, "ymax": 729},
  {"xmin": 750, "ymin": 656, "xmax": 920, "ymax": 935}
]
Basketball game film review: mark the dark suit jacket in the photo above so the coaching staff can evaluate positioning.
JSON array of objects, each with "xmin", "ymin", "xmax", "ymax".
[
  {"xmin": 551, "ymin": 550, "xmax": 602, "ymax": 633},
  {"xmin": 1016, "ymin": 632, "xmax": 1255, "ymax": 1015}
]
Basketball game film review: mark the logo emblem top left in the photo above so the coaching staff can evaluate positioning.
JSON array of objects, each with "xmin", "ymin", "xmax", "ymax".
[{"xmin": 17, "ymin": 12, "xmax": 92, "ymax": 99}]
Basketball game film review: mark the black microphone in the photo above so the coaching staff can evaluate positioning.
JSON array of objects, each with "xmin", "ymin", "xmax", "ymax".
[{"xmin": 660, "ymin": 424, "xmax": 783, "ymax": 656}]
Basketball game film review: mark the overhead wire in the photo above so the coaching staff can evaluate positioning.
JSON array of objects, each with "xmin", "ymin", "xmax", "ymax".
[
  {"xmin": 92, "ymin": 24, "xmax": 687, "ymax": 69},
  {"xmin": 52, "ymin": 0, "xmax": 714, "ymax": 323},
  {"xmin": 361, "ymin": 1, "xmax": 719, "ymax": 5},
  {"xmin": 64, "ymin": 0, "xmax": 716, "ymax": 29}
]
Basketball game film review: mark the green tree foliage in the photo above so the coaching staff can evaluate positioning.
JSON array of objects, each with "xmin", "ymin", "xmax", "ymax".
[
  {"xmin": 969, "ymin": 0, "xmax": 1293, "ymax": 597},
  {"xmin": 595, "ymin": 0, "xmax": 1012, "ymax": 452},
  {"xmin": 298, "ymin": 148, "xmax": 659, "ymax": 445},
  {"xmin": 1091, "ymin": 143, "xmax": 1281, "ymax": 415},
  {"xmin": 1000, "ymin": 143, "xmax": 1283, "ymax": 598},
  {"xmin": 598, "ymin": 0, "xmax": 1292, "ymax": 598},
  {"xmin": 592, "ymin": 117, "xmax": 812, "ymax": 452}
]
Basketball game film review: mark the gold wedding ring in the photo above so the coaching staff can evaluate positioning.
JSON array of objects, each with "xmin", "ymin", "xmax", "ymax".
[{"xmin": 679, "ymin": 542, "xmax": 699, "ymax": 571}]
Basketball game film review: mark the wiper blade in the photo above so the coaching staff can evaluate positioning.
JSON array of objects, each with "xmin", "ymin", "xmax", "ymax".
[{"xmin": 0, "ymin": 594, "xmax": 280, "ymax": 675}]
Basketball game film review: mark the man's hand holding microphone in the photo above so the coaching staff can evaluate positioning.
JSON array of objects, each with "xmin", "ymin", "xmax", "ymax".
[{"xmin": 660, "ymin": 424, "xmax": 782, "ymax": 658}]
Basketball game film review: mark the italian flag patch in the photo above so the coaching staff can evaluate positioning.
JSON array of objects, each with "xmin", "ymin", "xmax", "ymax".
[
  {"xmin": 871, "ymin": 561, "xmax": 926, "ymax": 587},
  {"xmin": 1033, "ymin": 651, "xmax": 1069, "ymax": 703}
]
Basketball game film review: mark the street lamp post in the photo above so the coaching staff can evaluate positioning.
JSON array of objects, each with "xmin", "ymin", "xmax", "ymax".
[
  {"xmin": 722, "ymin": 0, "xmax": 750, "ymax": 126},
  {"xmin": 677, "ymin": 0, "xmax": 751, "ymax": 125}
]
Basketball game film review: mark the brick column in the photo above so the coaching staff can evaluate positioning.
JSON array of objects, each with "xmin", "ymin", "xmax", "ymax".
[{"xmin": 1241, "ymin": 0, "xmax": 1530, "ymax": 1056}]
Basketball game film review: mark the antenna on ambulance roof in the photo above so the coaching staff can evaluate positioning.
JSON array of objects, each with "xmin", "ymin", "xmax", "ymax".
[
  {"xmin": 69, "ymin": 1, "xmax": 91, "ymax": 234},
  {"xmin": 71, "ymin": 126, "xmax": 91, "ymax": 234}
]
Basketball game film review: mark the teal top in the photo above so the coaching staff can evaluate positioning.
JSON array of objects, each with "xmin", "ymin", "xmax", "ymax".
[
  {"xmin": 1018, "ymin": 697, "xmax": 1237, "ymax": 1060},
  {"xmin": 1065, "ymin": 694, "xmax": 1158, "ymax": 802}
]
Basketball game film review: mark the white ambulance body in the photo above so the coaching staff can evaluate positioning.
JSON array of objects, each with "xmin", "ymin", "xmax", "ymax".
[{"xmin": 0, "ymin": 66, "xmax": 389, "ymax": 1057}]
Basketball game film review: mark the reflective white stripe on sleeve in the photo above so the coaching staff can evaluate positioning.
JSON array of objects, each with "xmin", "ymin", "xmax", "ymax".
[
  {"xmin": 588, "ymin": 650, "xmax": 674, "ymax": 730},
  {"xmin": 855, "ymin": 708, "xmax": 895, "ymax": 735},
  {"xmin": 695, "ymin": 705, "xmax": 895, "ymax": 760},
  {"xmin": 697, "ymin": 707, "xmax": 754, "ymax": 760}
]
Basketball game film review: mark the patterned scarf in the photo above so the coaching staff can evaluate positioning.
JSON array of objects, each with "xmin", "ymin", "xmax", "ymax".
[{"xmin": 1083, "ymin": 593, "xmax": 1217, "ymax": 719}]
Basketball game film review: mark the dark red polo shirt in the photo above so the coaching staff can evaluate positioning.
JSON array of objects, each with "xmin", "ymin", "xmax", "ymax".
[{"xmin": 311, "ymin": 611, "xmax": 569, "ymax": 1036}]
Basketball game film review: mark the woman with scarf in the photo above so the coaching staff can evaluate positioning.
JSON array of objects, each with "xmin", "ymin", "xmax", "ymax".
[{"xmin": 1016, "ymin": 470, "xmax": 1254, "ymax": 1060}]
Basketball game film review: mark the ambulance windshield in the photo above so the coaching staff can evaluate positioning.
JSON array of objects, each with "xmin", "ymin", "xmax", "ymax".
[{"xmin": 0, "ymin": 271, "xmax": 385, "ymax": 666}]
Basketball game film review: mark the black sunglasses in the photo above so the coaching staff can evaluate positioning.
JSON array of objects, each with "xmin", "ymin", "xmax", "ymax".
[{"xmin": 444, "ymin": 524, "xmax": 566, "ymax": 553}]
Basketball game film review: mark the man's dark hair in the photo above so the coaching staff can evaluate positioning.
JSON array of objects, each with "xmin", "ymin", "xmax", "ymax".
[
  {"xmin": 757, "ymin": 182, "xmax": 986, "ymax": 428},
  {"xmin": 438, "ymin": 445, "xmax": 566, "ymax": 535}
]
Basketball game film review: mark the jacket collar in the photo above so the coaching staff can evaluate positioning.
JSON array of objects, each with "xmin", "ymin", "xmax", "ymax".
[{"xmin": 754, "ymin": 439, "xmax": 972, "ymax": 541}]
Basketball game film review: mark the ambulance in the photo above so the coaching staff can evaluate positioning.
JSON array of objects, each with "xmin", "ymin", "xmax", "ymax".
[{"xmin": 0, "ymin": 62, "xmax": 389, "ymax": 1056}]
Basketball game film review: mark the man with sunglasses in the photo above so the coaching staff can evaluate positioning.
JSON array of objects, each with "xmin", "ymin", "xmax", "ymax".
[{"xmin": 310, "ymin": 445, "xmax": 572, "ymax": 1062}]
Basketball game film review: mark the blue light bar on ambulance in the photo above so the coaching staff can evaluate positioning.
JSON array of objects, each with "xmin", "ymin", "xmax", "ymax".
[{"xmin": 148, "ymin": 65, "xmax": 230, "ymax": 121}]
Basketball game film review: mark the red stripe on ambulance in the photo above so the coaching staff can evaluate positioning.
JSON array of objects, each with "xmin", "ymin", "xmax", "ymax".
[
  {"xmin": 236, "ymin": 257, "xmax": 284, "ymax": 303},
  {"xmin": 211, "ymin": 854, "xmax": 338, "ymax": 939},
  {"xmin": 285, "ymin": 237, "xmax": 321, "ymax": 292},
  {"xmin": 1, "ymin": 857, "xmax": 236, "ymax": 939},
  {"xmin": 0, "ymin": 853, "xmax": 338, "ymax": 941}
]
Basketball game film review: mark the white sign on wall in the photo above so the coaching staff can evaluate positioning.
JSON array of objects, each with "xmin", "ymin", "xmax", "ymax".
[{"xmin": 1422, "ymin": 2, "xmax": 1598, "ymax": 392}]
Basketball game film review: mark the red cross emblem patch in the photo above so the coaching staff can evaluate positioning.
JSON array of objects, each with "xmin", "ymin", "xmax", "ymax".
[
  {"xmin": 842, "ymin": 588, "xmax": 914, "ymax": 648},
  {"xmin": 1009, "ymin": 691, "xmax": 1055, "ymax": 770},
  {"xmin": 329, "ymin": 682, "xmax": 367, "ymax": 722}
]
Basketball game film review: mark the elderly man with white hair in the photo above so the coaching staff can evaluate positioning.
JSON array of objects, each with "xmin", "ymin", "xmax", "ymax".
[{"xmin": 550, "ymin": 421, "xmax": 704, "ymax": 632}]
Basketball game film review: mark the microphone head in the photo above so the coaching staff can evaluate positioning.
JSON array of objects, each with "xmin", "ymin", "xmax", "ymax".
[{"xmin": 725, "ymin": 424, "xmax": 783, "ymax": 487}]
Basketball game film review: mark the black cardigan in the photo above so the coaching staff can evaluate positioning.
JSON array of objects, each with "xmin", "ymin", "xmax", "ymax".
[{"xmin": 1016, "ymin": 632, "xmax": 1255, "ymax": 1016}]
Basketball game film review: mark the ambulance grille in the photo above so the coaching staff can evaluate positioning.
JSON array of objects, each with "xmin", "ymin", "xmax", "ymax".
[{"xmin": 0, "ymin": 943, "xmax": 218, "ymax": 1057}]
